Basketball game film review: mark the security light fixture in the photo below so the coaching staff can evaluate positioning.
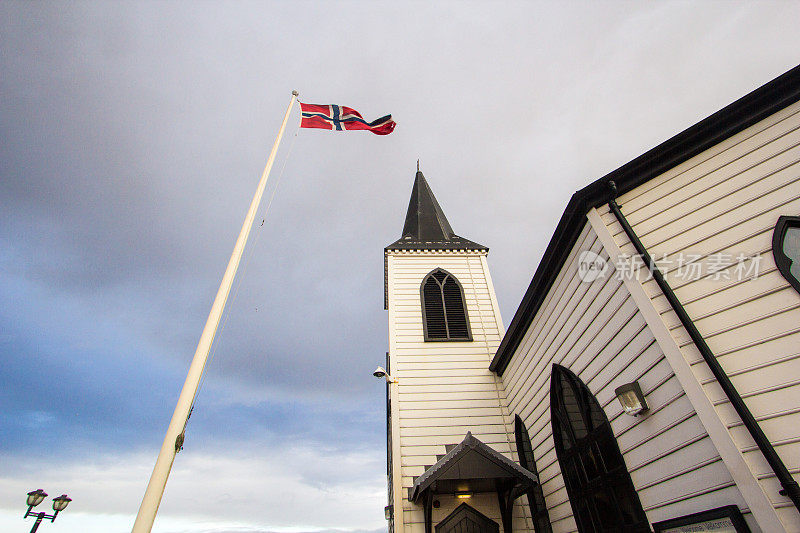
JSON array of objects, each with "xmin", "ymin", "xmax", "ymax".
[
  {"xmin": 615, "ymin": 381, "xmax": 649, "ymax": 416},
  {"xmin": 373, "ymin": 366, "xmax": 397, "ymax": 383},
  {"xmin": 455, "ymin": 491, "xmax": 473, "ymax": 499}
]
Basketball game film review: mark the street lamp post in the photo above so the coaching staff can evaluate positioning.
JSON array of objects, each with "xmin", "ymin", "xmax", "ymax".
[{"xmin": 24, "ymin": 489, "xmax": 71, "ymax": 533}]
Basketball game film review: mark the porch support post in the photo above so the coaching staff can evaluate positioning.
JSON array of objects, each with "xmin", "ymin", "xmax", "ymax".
[
  {"xmin": 496, "ymin": 480, "xmax": 514, "ymax": 533},
  {"xmin": 424, "ymin": 488, "xmax": 433, "ymax": 533}
]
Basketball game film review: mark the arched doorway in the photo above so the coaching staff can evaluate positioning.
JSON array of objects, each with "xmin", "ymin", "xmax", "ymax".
[{"xmin": 550, "ymin": 365, "xmax": 650, "ymax": 532}]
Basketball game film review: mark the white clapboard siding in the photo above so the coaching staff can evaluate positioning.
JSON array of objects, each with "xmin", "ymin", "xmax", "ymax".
[
  {"xmin": 594, "ymin": 99, "xmax": 800, "ymax": 530},
  {"xmin": 387, "ymin": 250, "xmax": 531, "ymax": 533},
  {"xmin": 400, "ymin": 423, "xmax": 509, "ymax": 438},
  {"xmin": 499, "ymin": 221, "xmax": 751, "ymax": 532}
]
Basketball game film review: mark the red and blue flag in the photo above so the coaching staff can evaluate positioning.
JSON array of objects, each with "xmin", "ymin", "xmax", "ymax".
[{"xmin": 299, "ymin": 103, "xmax": 396, "ymax": 135}]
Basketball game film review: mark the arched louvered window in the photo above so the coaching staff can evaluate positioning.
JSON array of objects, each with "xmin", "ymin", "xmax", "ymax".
[
  {"xmin": 515, "ymin": 415, "xmax": 552, "ymax": 533},
  {"xmin": 550, "ymin": 365, "xmax": 649, "ymax": 533},
  {"xmin": 421, "ymin": 269, "xmax": 471, "ymax": 341}
]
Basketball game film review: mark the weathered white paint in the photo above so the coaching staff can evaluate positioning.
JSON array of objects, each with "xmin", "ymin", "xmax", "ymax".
[
  {"xmin": 596, "ymin": 97, "xmax": 800, "ymax": 530},
  {"xmin": 386, "ymin": 249, "xmax": 530, "ymax": 533},
  {"xmin": 588, "ymin": 207, "xmax": 783, "ymax": 532},
  {"xmin": 387, "ymin": 254, "xmax": 405, "ymax": 533},
  {"xmin": 499, "ymin": 221, "xmax": 757, "ymax": 532}
]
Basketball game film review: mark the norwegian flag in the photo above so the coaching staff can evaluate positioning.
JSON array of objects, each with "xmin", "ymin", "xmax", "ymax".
[{"xmin": 299, "ymin": 103, "xmax": 396, "ymax": 135}]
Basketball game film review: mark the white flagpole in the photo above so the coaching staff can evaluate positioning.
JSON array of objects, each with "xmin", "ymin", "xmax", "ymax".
[{"xmin": 132, "ymin": 90, "xmax": 299, "ymax": 533}]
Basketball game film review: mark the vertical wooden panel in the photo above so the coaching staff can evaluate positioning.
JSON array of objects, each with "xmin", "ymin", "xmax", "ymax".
[
  {"xmin": 602, "ymin": 98, "xmax": 800, "ymax": 530},
  {"xmin": 387, "ymin": 250, "xmax": 523, "ymax": 532},
  {"xmin": 499, "ymin": 222, "xmax": 751, "ymax": 531}
]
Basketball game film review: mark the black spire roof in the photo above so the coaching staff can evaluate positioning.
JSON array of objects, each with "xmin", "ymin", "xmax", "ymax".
[{"xmin": 386, "ymin": 171, "xmax": 487, "ymax": 251}]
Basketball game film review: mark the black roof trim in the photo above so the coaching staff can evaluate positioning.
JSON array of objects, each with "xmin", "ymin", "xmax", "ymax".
[
  {"xmin": 385, "ymin": 236, "xmax": 488, "ymax": 252},
  {"xmin": 490, "ymin": 63, "xmax": 800, "ymax": 375},
  {"xmin": 408, "ymin": 432, "xmax": 537, "ymax": 503}
]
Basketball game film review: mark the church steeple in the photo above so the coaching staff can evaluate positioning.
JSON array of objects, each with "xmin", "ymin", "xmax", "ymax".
[
  {"xmin": 383, "ymin": 169, "xmax": 506, "ymax": 533},
  {"xmin": 401, "ymin": 170, "xmax": 455, "ymax": 242},
  {"xmin": 386, "ymin": 171, "xmax": 486, "ymax": 251}
]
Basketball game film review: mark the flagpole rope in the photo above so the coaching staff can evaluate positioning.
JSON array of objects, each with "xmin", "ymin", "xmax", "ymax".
[
  {"xmin": 133, "ymin": 91, "xmax": 299, "ymax": 533},
  {"xmin": 465, "ymin": 253, "xmax": 532, "ymax": 528},
  {"xmin": 190, "ymin": 116, "xmax": 301, "ymax": 422},
  {"xmin": 261, "ymin": 119, "xmax": 301, "ymax": 221}
]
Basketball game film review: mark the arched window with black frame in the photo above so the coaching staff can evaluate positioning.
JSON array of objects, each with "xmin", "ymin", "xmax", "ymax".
[
  {"xmin": 550, "ymin": 365, "xmax": 650, "ymax": 533},
  {"xmin": 514, "ymin": 414, "xmax": 552, "ymax": 533},
  {"xmin": 773, "ymin": 215, "xmax": 800, "ymax": 294},
  {"xmin": 420, "ymin": 269, "xmax": 471, "ymax": 341}
]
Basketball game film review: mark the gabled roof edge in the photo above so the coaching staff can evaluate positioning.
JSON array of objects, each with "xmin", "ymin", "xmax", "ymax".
[
  {"xmin": 490, "ymin": 63, "xmax": 800, "ymax": 375},
  {"xmin": 409, "ymin": 432, "xmax": 538, "ymax": 502}
]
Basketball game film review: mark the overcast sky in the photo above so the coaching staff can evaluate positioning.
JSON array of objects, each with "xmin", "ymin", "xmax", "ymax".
[{"xmin": 2, "ymin": 2, "xmax": 800, "ymax": 532}]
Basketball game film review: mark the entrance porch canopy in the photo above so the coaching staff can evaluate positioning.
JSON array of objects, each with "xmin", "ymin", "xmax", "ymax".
[{"xmin": 409, "ymin": 432, "xmax": 538, "ymax": 533}]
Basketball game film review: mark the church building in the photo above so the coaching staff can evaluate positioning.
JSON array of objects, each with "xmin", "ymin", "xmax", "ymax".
[{"xmin": 383, "ymin": 64, "xmax": 800, "ymax": 533}]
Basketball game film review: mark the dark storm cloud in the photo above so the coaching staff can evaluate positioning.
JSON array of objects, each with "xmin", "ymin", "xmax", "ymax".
[{"xmin": 3, "ymin": 1, "xmax": 800, "ymax": 531}]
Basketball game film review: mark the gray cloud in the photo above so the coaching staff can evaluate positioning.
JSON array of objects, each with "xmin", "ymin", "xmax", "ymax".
[{"xmin": 3, "ymin": 1, "xmax": 800, "ymax": 531}]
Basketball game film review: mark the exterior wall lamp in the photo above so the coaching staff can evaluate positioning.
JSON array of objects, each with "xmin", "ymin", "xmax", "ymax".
[
  {"xmin": 614, "ymin": 381, "xmax": 649, "ymax": 417},
  {"xmin": 384, "ymin": 504, "xmax": 393, "ymax": 520},
  {"xmin": 373, "ymin": 366, "xmax": 398, "ymax": 383},
  {"xmin": 24, "ymin": 489, "xmax": 71, "ymax": 532}
]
